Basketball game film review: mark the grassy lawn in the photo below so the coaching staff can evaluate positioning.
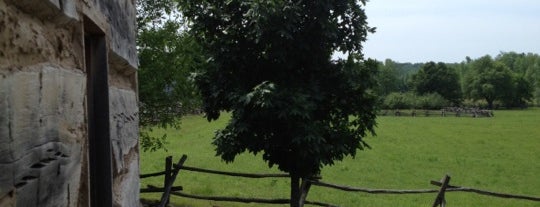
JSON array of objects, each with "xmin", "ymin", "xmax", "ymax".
[{"xmin": 140, "ymin": 108, "xmax": 540, "ymax": 207}]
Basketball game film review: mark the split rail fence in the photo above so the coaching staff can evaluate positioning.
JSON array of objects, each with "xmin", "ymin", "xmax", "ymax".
[
  {"xmin": 140, "ymin": 155, "xmax": 540, "ymax": 207},
  {"xmin": 378, "ymin": 107, "xmax": 494, "ymax": 118}
]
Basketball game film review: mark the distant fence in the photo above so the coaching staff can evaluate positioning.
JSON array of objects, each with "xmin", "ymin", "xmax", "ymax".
[
  {"xmin": 379, "ymin": 107, "xmax": 494, "ymax": 118},
  {"xmin": 140, "ymin": 155, "xmax": 540, "ymax": 207}
]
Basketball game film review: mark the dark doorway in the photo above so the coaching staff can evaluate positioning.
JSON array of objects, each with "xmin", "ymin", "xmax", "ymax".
[{"xmin": 85, "ymin": 17, "xmax": 113, "ymax": 207}]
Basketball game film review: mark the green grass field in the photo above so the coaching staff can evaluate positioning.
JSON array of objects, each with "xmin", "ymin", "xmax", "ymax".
[{"xmin": 140, "ymin": 109, "xmax": 540, "ymax": 207}]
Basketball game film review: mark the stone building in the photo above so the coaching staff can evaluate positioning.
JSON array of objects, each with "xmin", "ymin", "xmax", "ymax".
[{"xmin": 0, "ymin": 0, "xmax": 139, "ymax": 206}]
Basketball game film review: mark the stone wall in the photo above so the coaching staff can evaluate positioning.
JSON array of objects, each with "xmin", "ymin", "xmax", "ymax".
[{"xmin": 0, "ymin": 0, "xmax": 139, "ymax": 206}]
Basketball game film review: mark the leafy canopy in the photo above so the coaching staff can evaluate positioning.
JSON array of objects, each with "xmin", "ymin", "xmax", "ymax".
[
  {"xmin": 181, "ymin": 0, "xmax": 378, "ymax": 177},
  {"xmin": 464, "ymin": 56, "xmax": 514, "ymax": 109},
  {"xmin": 411, "ymin": 62, "xmax": 462, "ymax": 105},
  {"xmin": 137, "ymin": 0, "xmax": 207, "ymax": 151}
]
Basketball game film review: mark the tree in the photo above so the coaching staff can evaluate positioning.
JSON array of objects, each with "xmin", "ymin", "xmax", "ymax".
[
  {"xmin": 393, "ymin": 61, "xmax": 423, "ymax": 93},
  {"xmin": 509, "ymin": 75, "xmax": 534, "ymax": 107},
  {"xmin": 464, "ymin": 56, "xmax": 514, "ymax": 109},
  {"xmin": 411, "ymin": 62, "xmax": 462, "ymax": 105},
  {"xmin": 375, "ymin": 59, "xmax": 400, "ymax": 97},
  {"xmin": 496, "ymin": 52, "xmax": 540, "ymax": 106},
  {"xmin": 180, "ymin": 1, "xmax": 378, "ymax": 206},
  {"xmin": 137, "ymin": 0, "xmax": 207, "ymax": 151}
]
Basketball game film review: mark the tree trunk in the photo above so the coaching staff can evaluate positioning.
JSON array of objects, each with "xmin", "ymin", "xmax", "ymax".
[{"xmin": 290, "ymin": 174, "xmax": 300, "ymax": 207}]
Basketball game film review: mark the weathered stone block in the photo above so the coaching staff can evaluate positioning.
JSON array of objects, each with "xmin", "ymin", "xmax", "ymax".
[
  {"xmin": 110, "ymin": 88, "xmax": 139, "ymax": 172},
  {"xmin": 0, "ymin": 72, "xmax": 11, "ymax": 162},
  {"xmin": 109, "ymin": 87, "xmax": 139, "ymax": 207},
  {"xmin": 0, "ymin": 65, "xmax": 86, "ymax": 206},
  {"xmin": 59, "ymin": 0, "xmax": 79, "ymax": 22},
  {"xmin": 113, "ymin": 154, "xmax": 140, "ymax": 207},
  {"xmin": 8, "ymin": 71, "xmax": 42, "ymax": 162},
  {"xmin": 0, "ymin": 163, "xmax": 14, "ymax": 198},
  {"xmin": 91, "ymin": 0, "xmax": 138, "ymax": 68},
  {"xmin": 5, "ymin": 0, "xmax": 78, "ymax": 24},
  {"xmin": 5, "ymin": 0, "xmax": 61, "ymax": 19}
]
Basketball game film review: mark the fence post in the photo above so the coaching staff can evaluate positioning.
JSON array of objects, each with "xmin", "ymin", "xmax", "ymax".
[
  {"xmin": 159, "ymin": 155, "xmax": 188, "ymax": 207},
  {"xmin": 432, "ymin": 175, "xmax": 451, "ymax": 207},
  {"xmin": 298, "ymin": 177, "xmax": 314, "ymax": 207},
  {"xmin": 164, "ymin": 156, "xmax": 173, "ymax": 206}
]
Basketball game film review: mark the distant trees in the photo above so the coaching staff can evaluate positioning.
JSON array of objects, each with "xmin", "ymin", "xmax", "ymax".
[
  {"xmin": 376, "ymin": 52, "xmax": 539, "ymax": 110},
  {"xmin": 374, "ymin": 59, "xmax": 422, "ymax": 106},
  {"xmin": 411, "ymin": 62, "xmax": 461, "ymax": 105},
  {"xmin": 496, "ymin": 52, "xmax": 540, "ymax": 106},
  {"xmin": 463, "ymin": 55, "xmax": 534, "ymax": 109},
  {"xmin": 509, "ymin": 76, "xmax": 534, "ymax": 107},
  {"xmin": 375, "ymin": 60, "xmax": 400, "ymax": 97}
]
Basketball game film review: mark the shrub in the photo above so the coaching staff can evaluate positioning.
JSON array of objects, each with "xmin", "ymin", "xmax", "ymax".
[
  {"xmin": 416, "ymin": 93, "xmax": 449, "ymax": 109},
  {"xmin": 382, "ymin": 92, "xmax": 450, "ymax": 110},
  {"xmin": 462, "ymin": 99, "xmax": 489, "ymax": 108},
  {"xmin": 383, "ymin": 92, "xmax": 415, "ymax": 109}
]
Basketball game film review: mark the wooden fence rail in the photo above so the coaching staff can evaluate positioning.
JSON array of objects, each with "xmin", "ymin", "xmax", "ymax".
[
  {"xmin": 141, "ymin": 185, "xmax": 183, "ymax": 193},
  {"xmin": 169, "ymin": 191, "xmax": 337, "ymax": 207},
  {"xmin": 308, "ymin": 176, "xmax": 540, "ymax": 202},
  {"xmin": 431, "ymin": 180, "xmax": 540, "ymax": 202},
  {"xmin": 181, "ymin": 165, "xmax": 290, "ymax": 178},
  {"xmin": 140, "ymin": 155, "xmax": 540, "ymax": 207},
  {"xmin": 378, "ymin": 108, "xmax": 494, "ymax": 118},
  {"xmin": 140, "ymin": 165, "xmax": 323, "ymax": 179},
  {"xmin": 308, "ymin": 180, "xmax": 440, "ymax": 194},
  {"xmin": 140, "ymin": 171, "xmax": 167, "ymax": 179}
]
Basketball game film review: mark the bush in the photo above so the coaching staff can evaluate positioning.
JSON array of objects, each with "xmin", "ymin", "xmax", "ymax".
[
  {"xmin": 462, "ymin": 99, "xmax": 489, "ymax": 108},
  {"xmin": 383, "ymin": 92, "xmax": 415, "ymax": 109},
  {"xmin": 416, "ymin": 93, "xmax": 449, "ymax": 109},
  {"xmin": 382, "ymin": 92, "xmax": 450, "ymax": 110}
]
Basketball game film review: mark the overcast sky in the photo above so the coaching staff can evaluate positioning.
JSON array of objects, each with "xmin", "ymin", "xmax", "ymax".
[{"xmin": 361, "ymin": 0, "xmax": 540, "ymax": 63}]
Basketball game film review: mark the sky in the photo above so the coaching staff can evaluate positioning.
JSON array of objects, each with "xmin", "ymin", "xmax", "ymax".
[{"xmin": 361, "ymin": 0, "xmax": 540, "ymax": 63}]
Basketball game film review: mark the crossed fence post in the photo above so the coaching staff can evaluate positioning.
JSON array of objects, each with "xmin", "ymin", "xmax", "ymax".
[
  {"xmin": 158, "ymin": 155, "xmax": 188, "ymax": 207},
  {"xmin": 432, "ymin": 175, "xmax": 451, "ymax": 207}
]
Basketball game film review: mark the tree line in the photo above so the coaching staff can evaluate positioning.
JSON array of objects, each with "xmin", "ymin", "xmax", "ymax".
[{"xmin": 376, "ymin": 52, "xmax": 540, "ymax": 110}]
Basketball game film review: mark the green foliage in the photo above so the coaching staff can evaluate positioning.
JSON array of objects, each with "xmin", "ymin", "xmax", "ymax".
[
  {"xmin": 140, "ymin": 130, "xmax": 168, "ymax": 152},
  {"xmin": 137, "ymin": 0, "xmax": 207, "ymax": 151},
  {"xmin": 415, "ymin": 93, "xmax": 449, "ymax": 110},
  {"xmin": 463, "ymin": 55, "xmax": 536, "ymax": 109},
  {"xmin": 376, "ymin": 59, "xmax": 422, "ymax": 94},
  {"xmin": 505, "ymin": 75, "xmax": 534, "ymax": 108},
  {"xmin": 375, "ymin": 60, "xmax": 401, "ymax": 97},
  {"xmin": 375, "ymin": 52, "xmax": 540, "ymax": 109},
  {"xmin": 411, "ymin": 62, "xmax": 462, "ymax": 105},
  {"xmin": 462, "ymin": 99, "xmax": 489, "ymax": 108},
  {"xmin": 180, "ymin": 0, "xmax": 378, "ymax": 181},
  {"xmin": 495, "ymin": 52, "xmax": 540, "ymax": 106},
  {"xmin": 382, "ymin": 92, "xmax": 448, "ymax": 110},
  {"xmin": 138, "ymin": 23, "xmax": 205, "ymax": 127},
  {"xmin": 383, "ymin": 92, "xmax": 414, "ymax": 109}
]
